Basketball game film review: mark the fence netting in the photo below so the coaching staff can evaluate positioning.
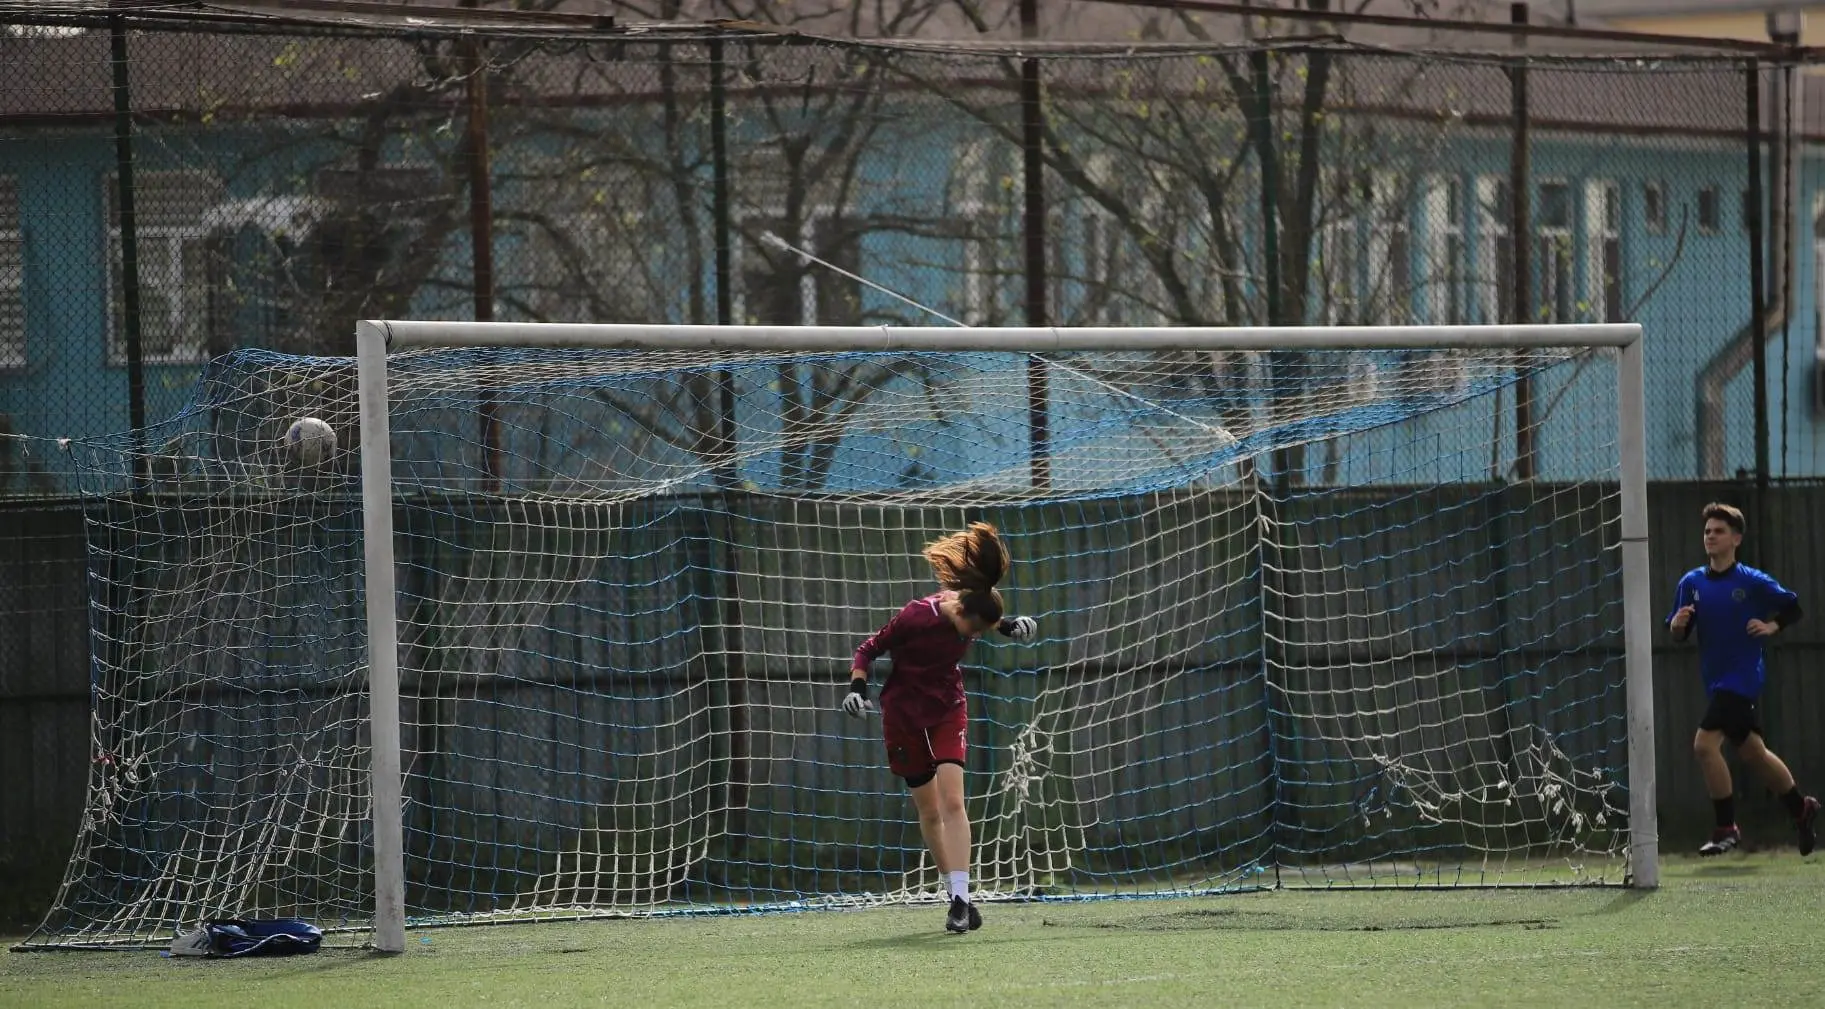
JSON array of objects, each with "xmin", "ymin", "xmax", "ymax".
[{"xmin": 0, "ymin": 11, "xmax": 1814, "ymax": 488}]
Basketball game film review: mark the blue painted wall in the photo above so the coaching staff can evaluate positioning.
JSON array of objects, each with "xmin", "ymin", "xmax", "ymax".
[{"xmin": 5, "ymin": 114, "xmax": 1823, "ymax": 490}]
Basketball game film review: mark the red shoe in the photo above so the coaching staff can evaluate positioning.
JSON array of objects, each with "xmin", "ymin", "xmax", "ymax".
[{"xmin": 1797, "ymin": 796, "xmax": 1820, "ymax": 856}]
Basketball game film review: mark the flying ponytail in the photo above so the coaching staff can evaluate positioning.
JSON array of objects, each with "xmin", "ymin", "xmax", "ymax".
[{"xmin": 924, "ymin": 522, "xmax": 1008, "ymax": 625}]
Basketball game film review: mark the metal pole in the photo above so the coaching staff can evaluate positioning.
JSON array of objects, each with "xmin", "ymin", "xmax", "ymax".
[
  {"xmin": 711, "ymin": 33, "xmax": 737, "ymax": 476},
  {"xmin": 1510, "ymin": 2, "xmax": 1535, "ymax": 481},
  {"xmin": 706, "ymin": 32, "xmax": 750, "ymax": 853},
  {"xmin": 711, "ymin": 38, "xmax": 733, "ymax": 333},
  {"xmin": 1250, "ymin": 49, "xmax": 1281, "ymax": 329},
  {"xmin": 463, "ymin": 34, "xmax": 494, "ymax": 322},
  {"xmin": 1769, "ymin": 13, "xmax": 1801, "ymax": 479},
  {"xmin": 109, "ymin": 17, "xmax": 147, "ymax": 487},
  {"xmin": 1020, "ymin": 0, "xmax": 1050, "ymax": 493},
  {"xmin": 355, "ymin": 321, "xmax": 408, "ymax": 950},
  {"xmin": 1746, "ymin": 59, "xmax": 1769, "ymax": 491},
  {"xmin": 1617, "ymin": 333, "xmax": 1659, "ymax": 889},
  {"xmin": 1249, "ymin": 47, "xmax": 1290, "ymax": 488},
  {"xmin": 1245, "ymin": 41, "xmax": 1288, "ymax": 867},
  {"xmin": 461, "ymin": 12, "xmax": 501, "ymax": 490}
]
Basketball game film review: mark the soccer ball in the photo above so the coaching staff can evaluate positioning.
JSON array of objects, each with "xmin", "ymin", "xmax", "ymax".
[{"xmin": 284, "ymin": 416, "xmax": 337, "ymax": 467}]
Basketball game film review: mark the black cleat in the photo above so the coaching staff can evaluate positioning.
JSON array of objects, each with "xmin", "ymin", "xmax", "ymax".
[
  {"xmin": 1798, "ymin": 796, "xmax": 1820, "ymax": 856},
  {"xmin": 967, "ymin": 901, "xmax": 982, "ymax": 931},
  {"xmin": 1699, "ymin": 825, "xmax": 1742, "ymax": 856},
  {"xmin": 945, "ymin": 896, "xmax": 970, "ymax": 934}
]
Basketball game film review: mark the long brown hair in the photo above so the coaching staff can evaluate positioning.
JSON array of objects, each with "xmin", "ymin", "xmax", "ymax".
[{"xmin": 924, "ymin": 521, "xmax": 1008, "ymax": 625}]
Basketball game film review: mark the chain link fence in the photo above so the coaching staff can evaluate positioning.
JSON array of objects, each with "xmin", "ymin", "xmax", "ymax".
[
  {"xmin": 3, "ymin": 2, "xmax": 1823, "ymax": 922},
  {"xmin": 0, "ymin": 11, "xmax": 1814, "ymax": 486}
]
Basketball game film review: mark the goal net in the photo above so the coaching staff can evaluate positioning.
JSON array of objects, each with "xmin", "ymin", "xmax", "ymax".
[{"xmin": 26, "ymin": 323, "xmax": 1654, "ymax": 949}]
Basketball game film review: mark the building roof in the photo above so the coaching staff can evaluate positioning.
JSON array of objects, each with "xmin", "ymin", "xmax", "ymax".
[
  {"xmin": 1575, "ymin": 0, "xmax": 1814, "ymax": 17},
  {"xmin": 0, "ymin": 2, "xmax": 1809, "ymax": 134}
]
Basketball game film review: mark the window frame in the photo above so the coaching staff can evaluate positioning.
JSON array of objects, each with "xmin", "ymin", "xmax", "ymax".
[
  {"xmin": 1367, "ymin": 171, "xmax": 1412, "ymax": 326},
  {"xmin": 0, "ymin": 176, "xmax": 23, "ymax": 369},
  {"xmin": 103, "ymin": 170, "xmax": 220, "ymax": 366},
  {"xmin": 1697, "ymin": 185, "xmax": 1722, "ymax": 234},
  {"xmin": 1425, "ymin": 174, "xmax": 1467, "ymax": 326},
  {"xmin": 1585, "ymin": 179, "xmax": 1623, "ymax": 323},
  {"xmin": 951, "ymin": 140, "xmax": 1018, "ymax": 328},
  {"xmin": 1536, "ymin": 179, "xmax": 1574, "ymax": 324},
  {"xmin": 1048, "ymin": 152, "xmax": 1165, "ymax": 326},
  {"xmin": 1643, "ymin": 180, "xmax": 1666, "ymax": 236},
  {"xmin": 1476, "ymin": 175, "xmax": 1513, "ymax": 325}
]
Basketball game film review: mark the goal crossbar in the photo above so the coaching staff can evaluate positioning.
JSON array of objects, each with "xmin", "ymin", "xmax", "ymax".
[
  {"xmin": 360, "ymin": 320, "xmax": 1642, "ymax": 352},
  {"xmin": 352, "ymin": 320, "xmax": 1658, "ymax": 954}
]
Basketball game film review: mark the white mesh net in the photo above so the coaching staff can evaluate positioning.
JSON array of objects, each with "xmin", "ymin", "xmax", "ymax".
[{"xmin": 30, "ymin": 334, "xmax": 1635, "ymax": 947}]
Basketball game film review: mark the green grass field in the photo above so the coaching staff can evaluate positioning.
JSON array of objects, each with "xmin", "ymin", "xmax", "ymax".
[{"xmin": 4, "ymin": 854, "xmax": 1821, "ymax": 1009}]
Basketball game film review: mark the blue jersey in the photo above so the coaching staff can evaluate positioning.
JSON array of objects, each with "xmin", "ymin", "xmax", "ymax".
[{"xmin": 1665, "ymin": 563, "xmax": 1801, "ymax": 699}]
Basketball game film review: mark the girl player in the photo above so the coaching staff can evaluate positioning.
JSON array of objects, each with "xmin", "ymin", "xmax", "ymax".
[{"xmin": 842, "ymin": 522, "xmax": 1038, "ymax": 934}]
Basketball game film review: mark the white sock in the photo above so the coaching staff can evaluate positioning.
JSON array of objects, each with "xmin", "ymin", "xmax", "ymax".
[{"xmin": 948, "ymin": 870, "xmax": 969, "ymax": 902}]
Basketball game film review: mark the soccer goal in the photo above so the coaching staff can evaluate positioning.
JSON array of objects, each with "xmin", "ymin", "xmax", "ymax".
[{"xmin": 27, "ymin": 321, "xmax": 1655, "ymax": 953}]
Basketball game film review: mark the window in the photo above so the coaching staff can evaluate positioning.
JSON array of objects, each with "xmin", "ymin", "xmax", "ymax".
[
  {"xmin": 1050, "ymin": 153, "xmax": 1159, "ymax": 325},
  {"xmin": 1742, "ymin": 188, "xmax": 1759, "ymax": 234},
  {"xmin": 105, "ymin": 171, "xmax": 224, "ymax": 364},
  {"xmin": 1644, "ymin": 181, "xmax": 1666, "ymax": 235},
  {"xmin": 4, "ymin": 22, "xmax": 85, "ymax": 38},
  {"xmin": 1077, "ymin": 211, "xmax": 1150, "ymax": 324},
  {"xmin": 1586, "ymin": 180, "xmax": 1623, "ymax": 323},
  {"xmin": 1536, "ymin": 180, "xmax": 1573, "ymax": 323},
  {"xmin": 1368, "ymin": 172, "xmax": 1411, "ymax": 325},
  {"xmin": 1316, "ymin": 171, "xmax": 1368, "ymax": 325},
  {"xmin": 1127, "ymin": 184, "xmax": 1167, "ymax": 326},
  {"xmin": 0, "ymin": 177, "xmax": 22, "ymax": 368},
  {"xmin": 952, "ymin": 141, "xmax": 1017, "ymax": 327},
  {"xmin": 1537, "ymin": 181, "xmax": 1571, "ymax": 230},
  {"xmin": 1477, "ymin": 176, "xmax": 1513, "ymax": 324},
  {"xmin": 1424, "ymin": 175, "xmax": 1466, "ymax": 325},
  {"xmin": 1405, "ymin": 176, "xmax": 1472, "ymax": 395},
  {"xmin": 1698, "ymin": 185, "xmax": 1721, "ymax": 234}
]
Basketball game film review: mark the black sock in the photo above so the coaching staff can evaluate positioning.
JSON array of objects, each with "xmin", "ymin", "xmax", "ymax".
[
  {"xmin": 1714, "ymin": 795, "xmax": 1736, "ymax": 829},
  {"xmin": 1781, "ymin": 786, "xmax": 1806, "ymax": 818}
]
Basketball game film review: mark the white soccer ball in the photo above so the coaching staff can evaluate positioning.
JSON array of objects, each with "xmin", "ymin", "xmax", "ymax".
[{"xmin": 284, "ymin": 416, "xmax": 337, "ymax": 467}]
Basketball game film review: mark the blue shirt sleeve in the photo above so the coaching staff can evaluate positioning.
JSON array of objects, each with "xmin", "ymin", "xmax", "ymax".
[
  {"xmin": 1665, "ymin": 571, "xmax": 1697, "ymax": 630},
  {"xmin": 1750, "ymin": 569, "xmax": 1801, "ymax": 623}
]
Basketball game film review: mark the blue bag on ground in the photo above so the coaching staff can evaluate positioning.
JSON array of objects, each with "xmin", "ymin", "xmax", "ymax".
[{"xmin": 168, "ymin": 918, "xmax": 322, "ymax": 957}]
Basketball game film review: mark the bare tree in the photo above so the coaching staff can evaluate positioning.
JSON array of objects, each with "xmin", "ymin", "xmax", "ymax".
[{"xmin": 900, "ymin": 1, "xmax": 1513, "ymax": 484}]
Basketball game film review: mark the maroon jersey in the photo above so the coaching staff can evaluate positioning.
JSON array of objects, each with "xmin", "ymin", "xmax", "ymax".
[{"xmin": 853, "ymin": 593, "xmax": 972, "ymax": 727}]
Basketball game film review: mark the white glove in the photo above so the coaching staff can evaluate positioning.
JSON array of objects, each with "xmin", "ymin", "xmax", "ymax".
[
  {"xmin": 842, "ymin": 684, "xmax": 870, "ymax": 718},
  {"xmin": 999, "ymin": 615, "xmax": 1038, "ymax": 642}
]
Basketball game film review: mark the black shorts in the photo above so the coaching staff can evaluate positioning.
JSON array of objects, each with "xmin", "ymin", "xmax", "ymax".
[{"xmin": 1699, "ymin": 689, "xmax": 1764, "ymax": 745}]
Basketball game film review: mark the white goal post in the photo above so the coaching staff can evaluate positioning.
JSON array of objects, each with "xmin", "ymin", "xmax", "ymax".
[{"xmin": 355, "ymin": 321, "xmax": 1657, "ymax": 954}]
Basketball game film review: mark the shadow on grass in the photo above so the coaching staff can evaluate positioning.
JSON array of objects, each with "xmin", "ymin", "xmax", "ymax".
[
  {"xmin": 963, "ymin": 907, "xmax": 1565, "ymax": 935},
  {"xmin": 332, "ymin": 951, "xmax": 414, "ymax": 967},
  {"xmin": 1689, "ymin": 862, "xmax": 1766, "ymax": 877},
  {"xmin": 1592, "ymin": 889, "xmax": 1652, "ymax": 915},
  {"xmin": 844, "ymin": 929, "xmax": 971, "ymax": 950},
  {"xmin": 145, "ymin": 949, "xmax": 388, "ymax": 974}
]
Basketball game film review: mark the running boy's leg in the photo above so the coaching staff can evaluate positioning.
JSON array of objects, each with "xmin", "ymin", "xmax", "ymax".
[{"xmin": 1739, "ymin": 731, "xmax": 1821, "ymax": 855}]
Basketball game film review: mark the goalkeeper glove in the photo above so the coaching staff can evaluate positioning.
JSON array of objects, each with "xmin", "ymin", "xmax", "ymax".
[
  {"xmin": 842, "ymin": 678, "xmax": 870, "ymax": 718},
  {"xmin": 998, "ymin": 615, "xmax": 1038, "ymax": 642}
]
